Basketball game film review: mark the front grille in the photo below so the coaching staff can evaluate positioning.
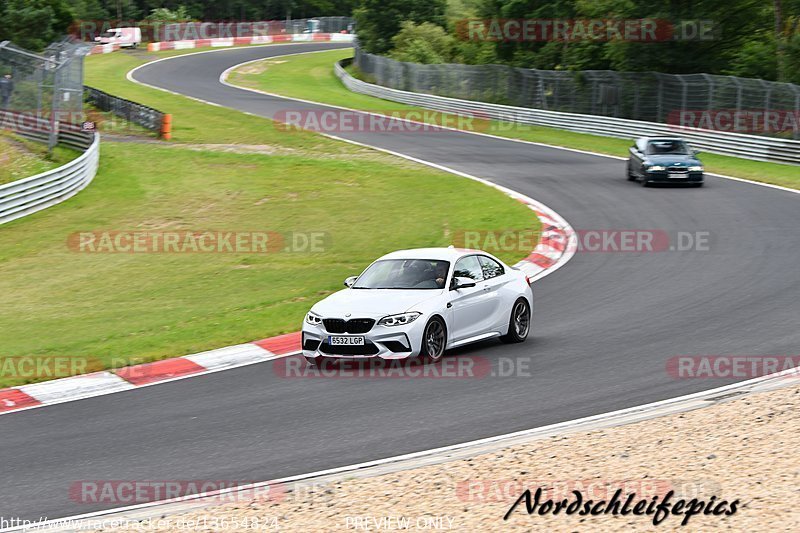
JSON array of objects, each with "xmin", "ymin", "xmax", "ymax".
[
  {"xmin": 319, "ymin": 341, "xmax": 380, "ymax": 356},
  {"xmin": 667, "ymin": 166, "xmax": 688, "ymax": 173},
  {"xmin": 323, "ymin": 318, "xmax": 375, "ymax": 334}
]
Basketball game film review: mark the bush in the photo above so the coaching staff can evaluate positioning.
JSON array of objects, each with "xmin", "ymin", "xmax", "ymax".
[{"xmin": 389, "ymin": 21, "xmax": 455, "ymax": 64}]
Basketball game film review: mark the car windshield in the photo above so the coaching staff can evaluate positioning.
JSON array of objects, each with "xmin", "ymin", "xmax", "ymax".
[
  {"xmin": 100, "ymin": 31, "xmax": 120, "ymax": 38},
  {"xmin": 646, "ymin": 140, "xmax": 690, "ymax": 155},
  {"xmin": 353, "ymin": 259, "xmax": 450, "ymax": 290}
]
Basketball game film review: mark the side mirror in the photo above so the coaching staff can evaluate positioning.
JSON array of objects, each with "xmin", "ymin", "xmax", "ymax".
[
  {"xmin": 344, "ymin": 276, "xmax": 358, "ymax": 288},
  {"xmin": 451, "ymin": 276, "xmax": 477, "ymax": 290},
  {"xmin": 693, "ymin": 149, "xmax": 701, "ymax": 156}
]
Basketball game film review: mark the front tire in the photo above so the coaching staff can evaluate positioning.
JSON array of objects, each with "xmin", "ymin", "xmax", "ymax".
[
  {"xmin": 419, "ymin": 316, "xmax": 447, "ymax": 364},
  {"xmin": 501, "ymin": 298, "xmax": 531, "ymax": 343},
  {"xmin": 626, "ymin": 162, "xmax": 636, "ymax": 181}
]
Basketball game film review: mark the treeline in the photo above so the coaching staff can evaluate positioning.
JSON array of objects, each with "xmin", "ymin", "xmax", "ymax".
[
  {"xmin": 355, "ymin": 0, "xmax": 800, "ymax": 83},
  {"xmin": 0, "ymin": 0, "xmax": 357, "ymax": 50},
  {"xmin": 3, "ymin": 0, "xmax": 798, "ymax": 83}
]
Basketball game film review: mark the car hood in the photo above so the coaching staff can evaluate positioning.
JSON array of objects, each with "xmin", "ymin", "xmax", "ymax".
[
  {"xmin": 311, "ymin": 288, "xmax": 443, "ymax": 319},
  {"xmin": 645, "ymin": 154, "xmax": 701, "ymax": 166}
]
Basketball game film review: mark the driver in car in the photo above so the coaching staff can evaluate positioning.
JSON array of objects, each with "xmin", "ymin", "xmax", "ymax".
[{"xmin": 434, "ymin": 262, "xmax": 449, "ymax": 288}]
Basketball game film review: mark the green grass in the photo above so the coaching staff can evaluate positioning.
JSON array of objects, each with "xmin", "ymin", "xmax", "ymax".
[
  {"xmin": 227, "ymin": 49, "xmax": 800, "ymax": 190},
  {"xmin": 0, "ymin": 132, "xmax": 80, "ymax": 186},
  {"xmin": 85, "ymin": 47, "xmax": 357, "ymax": 148},
  {"xmin": 0, "ymin": 47, "xmax": 539, "ymax": 388}
]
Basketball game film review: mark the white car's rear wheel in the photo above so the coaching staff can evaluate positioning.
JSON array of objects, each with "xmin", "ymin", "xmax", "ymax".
[
  {"xmin": 501, "ymin": 298, "xmax": 530, "ymax": 343},
  {"xmin": 419, "ymin": 317, "xmax": 446, "ymax": 364}
]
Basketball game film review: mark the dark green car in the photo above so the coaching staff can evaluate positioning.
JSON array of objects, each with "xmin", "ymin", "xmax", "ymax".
[{"xmin": 627, "ymin": 137, "xmax": 704, "ymax": 187}]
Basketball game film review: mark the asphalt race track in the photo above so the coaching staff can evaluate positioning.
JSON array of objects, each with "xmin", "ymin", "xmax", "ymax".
[{"xmin": 2, "ymin": 42, "xmax": 799, "ymax": 520}]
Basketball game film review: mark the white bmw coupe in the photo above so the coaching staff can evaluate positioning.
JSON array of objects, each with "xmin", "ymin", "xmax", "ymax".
[{"xmin": 302, "ymin": 247, "xmax": 533, "ymax": 365}]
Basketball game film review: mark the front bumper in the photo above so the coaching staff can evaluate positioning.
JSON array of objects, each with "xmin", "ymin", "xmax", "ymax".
[
  {"xmin": 644, "ymin": 171, "xmax": 703, "ymax": 183},
  {"xmin": 302, "ymin": 317, "xmax": 429, "ymax": 360}
]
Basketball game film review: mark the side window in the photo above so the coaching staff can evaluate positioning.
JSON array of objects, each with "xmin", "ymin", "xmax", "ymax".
[
  {"xmin": 453, "ymin": 256, "xmax": 484, "ymax": 282},
  {"xmin": 479, "ymin": 256, "xmax": 504, "ymax": 279}
]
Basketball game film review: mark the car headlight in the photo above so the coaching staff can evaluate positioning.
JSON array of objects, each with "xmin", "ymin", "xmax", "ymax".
[
  {"xmin": 378, "ymin": 312, "xmax": 421, "ymax": 327},
  {"xmin": 688, "ymin": 166, "xmax": 704, "ymax": 172},
  {"xmin": 647, "ymin": 165, "xmax": 666, "ymax": 172},
  {"xmin": 305, "ymin": 311, "xmax": 322, "ymax": 325}
]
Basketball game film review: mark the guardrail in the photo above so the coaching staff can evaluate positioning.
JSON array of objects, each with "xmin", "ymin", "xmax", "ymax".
[
  {"xmin": 0, "ymin": 132, "xmax": 100, "ymax": 225},
  {"xmin": 18, "ymin": 127, "xmax": 96, "ymax": 152},
  {"xmin": 335, "ymin": 59, "xmax": 800, "ymax": 165}
]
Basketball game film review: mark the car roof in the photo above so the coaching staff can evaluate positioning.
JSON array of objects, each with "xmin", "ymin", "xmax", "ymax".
[
  {"xmin": 640, "ymin": 136, "xmax": 687, "ymax": 143},
  {"xmin": 377, "ymin": 247, "xmax": 493, "ymax": 263}
]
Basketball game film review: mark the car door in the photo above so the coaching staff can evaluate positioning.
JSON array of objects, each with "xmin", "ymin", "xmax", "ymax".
[
  {"xmin": 449, "ymin": 255, "xmax": 498, "ymax": 342},
  {"xmin": 478, "ymin": 255, "xmax": 508, "ymax": 330}
]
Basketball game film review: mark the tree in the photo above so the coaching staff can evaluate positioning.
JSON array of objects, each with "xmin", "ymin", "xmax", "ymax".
[
  {"xmin": 72, "ymin": 0, "xmax": 108, "ymax": 20},
  {"xmin": 0, "ymin": 0, "xmax": 74, "ymax": 51},
  {"xmin": 389, "ymin": 21, "xmax": 455, "ymax": 63},
  {"xmin": 451, "ymin": 0, "xmax": 798, "ymax": 78},
  {"xmin": 147, "ymin": 6, "xmax": 193, "ymax": 22},
  {"xmin": 773, "ymin": 0, "xmax": 800, "ymax": 81},
  {"xmin": 354, "ymin": 0, "xmax": 447, "ymax": 54},
  {"xmin": 728, "ymin": 38, "xmax": 778, "ymax": 80}
]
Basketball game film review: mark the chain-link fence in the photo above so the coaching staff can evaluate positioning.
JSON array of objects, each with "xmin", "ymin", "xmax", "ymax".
[
  {"xmin": 0, "ymin": 39, "xmax": 91, "ymax": 150},
  {"xmin": 354, "ymin": 48, "xmax": 800, "ymax": 140}
]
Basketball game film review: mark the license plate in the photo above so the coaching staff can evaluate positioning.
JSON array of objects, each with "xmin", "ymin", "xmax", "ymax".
[
  {"xmin": 328, "ymin": 336, "xmax": 365, "ymax": 346},
  {"xmin": 668, "ymin": 172, "xmax": 687, "ymax": 178}
]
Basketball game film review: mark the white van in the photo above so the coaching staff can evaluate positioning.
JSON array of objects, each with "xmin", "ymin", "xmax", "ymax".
[
  {"xmin": 95, "ymin": 27, "xmax": 142, "ymax": 48},
  {"xmin": 303, "ymin": 19, "xmax": 321, "ymax": 33}
]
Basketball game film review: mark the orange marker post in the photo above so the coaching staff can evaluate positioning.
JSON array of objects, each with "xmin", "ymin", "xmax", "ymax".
[{"xmin": 160, "ymin": 113, "xmax": 172, "ymax": 140}]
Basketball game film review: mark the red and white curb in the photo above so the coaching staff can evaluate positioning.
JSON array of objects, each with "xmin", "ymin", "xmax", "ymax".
[
  {"xmin": 88, "ymin": 43, "xmax": 121, "ymax": 55},
  {"xmin": 510, "ymin": 196, "xmax": 575, "ymax": 281},
  {"xmin": 0, "ymin": 333, "xmax": 300, "ymax": 415}
]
